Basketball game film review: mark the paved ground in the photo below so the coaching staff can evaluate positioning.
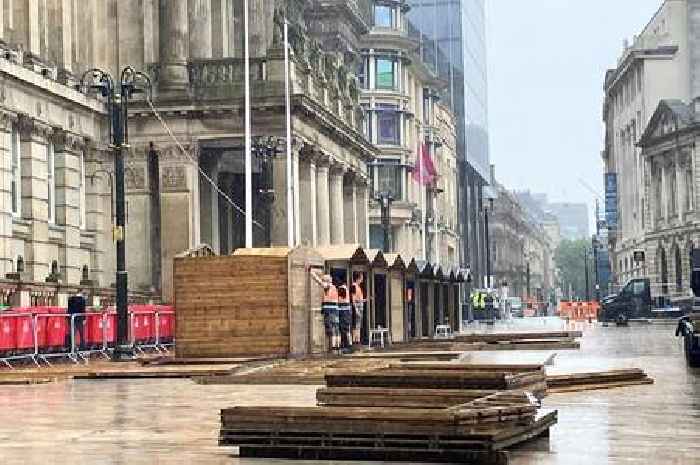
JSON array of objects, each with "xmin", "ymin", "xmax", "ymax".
[{"xmin": 0, "ymin": 318, "xmax": 698, "ymax": 464}]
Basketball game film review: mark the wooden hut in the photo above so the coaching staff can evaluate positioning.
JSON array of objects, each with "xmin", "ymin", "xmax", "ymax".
[
  {"xmin": 366, "ymin": 249, "xmax": 390, "ymax": 336},
  {"xmin": 173, "ymin": 247, "xmax": 325, "ymax": 358},
  {"xmin": 384, "ymin": 253, "xmax": 407, "ymax": 343},
  {"xmin": 414, "ymin": 260, "xmax": 434, "ymax": 338},
  {"xmin": 404, "ymin": 258, "xmax": 420, "ymax": 340}
]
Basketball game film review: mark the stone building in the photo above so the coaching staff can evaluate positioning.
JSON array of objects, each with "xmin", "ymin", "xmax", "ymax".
[
  {"xmin": 360, "ymin": 0, "xmax": 459, "ymax": 270},
  {"xmin": 0, "ymin": 0, "xmax": 379, "ymax": 302},
  {"xmin": 601, "ymin": 0, "xmax": 700, "ymax": 287},
  {"xmin": 637, "ymin": 99, "xmax": 699, "ymax": 298},
  {"xmin": 490, "ymin": 184, "xmax": 555, "ymax": 302}
]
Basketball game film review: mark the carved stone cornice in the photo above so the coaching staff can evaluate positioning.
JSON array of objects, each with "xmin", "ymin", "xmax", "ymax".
[
  {"xmin": 17, "ymin": 115, "xmax": 53, "ymax": 143},
  {"xmin": 0, "ymin": 109, "xmax": 18, "ymax": 132},
  {"xmin": 53, "ymin": 129, "xmax": 87, "ymax": 153},
  {"xmin": 329, "ymin": 159, "xmax": 347, "ymax": 176}
]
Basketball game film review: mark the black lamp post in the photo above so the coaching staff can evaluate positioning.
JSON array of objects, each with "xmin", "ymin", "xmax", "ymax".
[
  {"xmin": 377, "ymin": 191, "xmax": 395, "ymax": 253},
  {"xmin": 80, "ymin": 67, "xmax": 152, "ymax": 361}
]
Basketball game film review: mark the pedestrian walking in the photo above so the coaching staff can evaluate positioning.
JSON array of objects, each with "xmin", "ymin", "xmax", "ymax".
[
  {"xmin": 66, "ymin": 289, "xmax": 87, "ymax": 351},
  {"xmin": 337, "ymin": 284, "xmax": 352, "ymax": 353},
  {"xmin": 351, "ymin": 272, "xmax": 365, "ymax": 345}
]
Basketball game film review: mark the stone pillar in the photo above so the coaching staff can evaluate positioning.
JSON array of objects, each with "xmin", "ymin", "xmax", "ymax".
[
  {"xmin": 85, "ymin": 143, "xmax": 109, "ymax": 287},
  {"xmin": 18, "ymin": 116, "xmax": 52, "ymax": 282},
  {"xmin": 0, "ymin": 110, "xmax": 16, "ymax": 276},
  {"xmin": 343, "ymin": 171, "xmax": 358, "ymax": 244},
  {"xmin": 189, "ymin": 0, "xmax": 212, "ymax": 59},
  {"xmin": 198, "ymin": 155, "xmax": 220, "ymax": 252},
  {"xmin": 316, "ymin": 156, "xmax": 331, "ymax": 246},
  {"xmin": 329, "ymin": 163, "xmax": 345, "ymax": 245},
  {"xmin": 677, "ymin": 155, "xmax": 685, "ymax": 220},
  {"xmin": 661, "ymin": 162, "xmax": 668, "ymax": 221},
  {"xmin": 53, "ymin": 130, "xmax": 84, "ymax": 284},
  {"xmin": 159, "ymin": 0, "xmax": 189, "ymax": 93},
  {"xmin": 118, "ymin": 0, "xmax": 146, "ymax": 70},
  {"xmin": 356, "ymin": 179, "xmax": 369, "ymax": 249},
  {"xmin": 299, "ymin": 149, "xmax": 317, "ymax": 247}
]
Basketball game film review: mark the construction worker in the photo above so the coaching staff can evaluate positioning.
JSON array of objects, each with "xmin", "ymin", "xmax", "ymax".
[
  {"xmin": 311, "ymin": 271, "xmax": 340, "ymax": 353},
  {"xmin": 338, "ymin": 284, "xmax": 352, "ymax": 353},
  {"xmin": 471, "ymin": 290, "xmax": 481, "ymax": 320},
  {"xmin": 351, "ymin": 272, "xmax": 365, "ymax": 345}
]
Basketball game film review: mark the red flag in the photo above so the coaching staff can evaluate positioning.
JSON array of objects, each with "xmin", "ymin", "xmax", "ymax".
[{"xmin": 412, "ymin": 143, "xmax": 437, "ymax": 186}]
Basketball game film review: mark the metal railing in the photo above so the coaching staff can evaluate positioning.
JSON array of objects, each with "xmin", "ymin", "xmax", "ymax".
[{"xmin": 0, "ymin": 308, "xmax": 175, "ymax": 369}]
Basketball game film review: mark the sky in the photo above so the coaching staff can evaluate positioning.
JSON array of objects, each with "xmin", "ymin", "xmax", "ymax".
[{"xmin": 486, "ymin": 0, "xmax": 664, "ymax": 230}]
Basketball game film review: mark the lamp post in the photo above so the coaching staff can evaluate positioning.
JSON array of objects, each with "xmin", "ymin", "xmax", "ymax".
[
  {"xmin": 584, "ymin": 247, "xmax": 591, "ymax": 302},
  {"xmin": 377, "ymin": 191, "xmax": 395, "ymax": 253},
  {"xmin": 80, "ymin": 67, "xmax": 152, "ymax": 361}
]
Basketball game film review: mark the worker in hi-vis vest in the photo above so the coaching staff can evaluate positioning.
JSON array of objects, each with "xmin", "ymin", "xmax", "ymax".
[{"xmin": 471, "ymin": 290, "xmax": 481, "ymax": 319}]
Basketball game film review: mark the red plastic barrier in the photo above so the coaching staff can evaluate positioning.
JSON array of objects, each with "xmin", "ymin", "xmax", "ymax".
[
  {"xmin": 46, "ymin": 307, "xmax": 68, "ymax": 349},
  {"xmin": 33, "ymin": 307, "xmax": 50, "ymax": 350},
  {"xmin": 104, "ymin": 311, "xmax": 116, "ymax": 345},
  {"xmin": 86, "ymin": 313, "xmax": 104, "ymax": 347},
  {"xmin": 0, "ymin": 315, "xmax": 17, "ymax": 352},
  {"xmin": 14, "ymin": 311, "xmax": 34, "ymax": 351}
]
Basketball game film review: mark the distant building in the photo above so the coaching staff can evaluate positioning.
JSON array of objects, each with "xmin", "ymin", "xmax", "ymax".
[{"xmin": 547, "ymin": 203, "xmax": 589, "ymax": 241}]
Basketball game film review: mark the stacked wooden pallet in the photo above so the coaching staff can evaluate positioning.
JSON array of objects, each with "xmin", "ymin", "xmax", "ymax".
[
  {"xmin": 325, "ymin": 369, "xmax": 546, "ymax": 390},
  {"xmin": 546, "ymin": 368, "xmax": 654, "ymax": 393},
  {"xmin": 317, "ymin": 364, "xmax": 547, "ymax": 408},
  {"xmin": 220, "ymin": 401, "xmax": 557, "ymax": 464}
]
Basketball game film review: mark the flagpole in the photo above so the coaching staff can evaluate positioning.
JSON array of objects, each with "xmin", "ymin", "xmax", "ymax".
[
  {"xmin": 284, "ymin": 17, "xmax": 294, "ymax": 248},
  {"xmin": 244, "ymin": 0, "xmax": 253, "ymax": 248}
]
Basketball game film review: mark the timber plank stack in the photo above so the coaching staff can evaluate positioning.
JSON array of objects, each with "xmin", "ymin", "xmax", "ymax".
[
  {"xmin": 220, "ymin": 403, "xmax": 557, "ymax": 464},
  {"xmin": 546, "ymin": 368, "xmax": 654, "ymax": 393},
  {"xmin": 174, "ymin": 255, "xmax": 290, "ymax": 358}
]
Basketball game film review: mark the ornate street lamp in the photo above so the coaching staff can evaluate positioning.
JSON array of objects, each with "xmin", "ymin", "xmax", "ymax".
[{"xmin": 80, "ymin": 67, "xmax": 152, "ymax": 361}]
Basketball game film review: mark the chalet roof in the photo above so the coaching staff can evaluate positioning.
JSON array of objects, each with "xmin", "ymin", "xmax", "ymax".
[
  {"xmin": 315, "ymin": 244, "xmax": 369, "ymax": 263},
  {"xmin": 232, "ymin": 247, "xmax": 290, "ymax": 257}
]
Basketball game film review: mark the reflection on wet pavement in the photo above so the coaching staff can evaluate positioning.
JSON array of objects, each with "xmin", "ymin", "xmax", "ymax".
[{"xmin": 1, "ymin": 319, "xmax": 699, "ymax": 465}]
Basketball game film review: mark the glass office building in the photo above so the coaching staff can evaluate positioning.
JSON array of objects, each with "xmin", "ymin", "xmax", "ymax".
[
  {"xmin": 406, "ymin": 0, "xmax": 490, "ymax": 181},
  {"xmin": 406, "ymin": 0, "xmax": 490, "ymax": 280}
]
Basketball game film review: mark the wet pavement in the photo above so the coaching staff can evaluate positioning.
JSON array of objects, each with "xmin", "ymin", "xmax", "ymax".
[{"xmin": 1, "ymin": 318, "xmax": 699, "ymax": 465}]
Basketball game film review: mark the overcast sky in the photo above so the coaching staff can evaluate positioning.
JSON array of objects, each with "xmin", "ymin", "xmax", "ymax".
[{"xmin": 486, "ymin": 0, "xmax": 663, "ymax": 229}]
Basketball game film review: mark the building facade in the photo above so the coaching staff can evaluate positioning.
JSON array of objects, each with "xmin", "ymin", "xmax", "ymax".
[
  {"xmin": 490, "ymin": 184, "xmax": 555, "ymax": 303},
  {"xmin": 0, "ymin": 0, "xmax": 382, "ymax": 302},
  {"xmin": 405, "ymin": 0, "xmax": 491, "ymax": 284},
  {"xmin": 602, "ymin": 0, "xmax": 700, "ymax": 287}
]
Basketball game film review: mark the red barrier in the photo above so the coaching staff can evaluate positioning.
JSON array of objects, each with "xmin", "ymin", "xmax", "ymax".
[
  {"xmin": 46, "ymin": 307, "xmax": 68, "ymax": 349},
  {"xmin": 86, "ymin": 313, "xmax": 104, "ymax": 348},
  {"xmin": 104, "ymin": 311, "xmax": 116, "ymax": 346},
  {"xmin": 0, "ymin": 315, "xmax": 17, "ymax": 352},
  {"xmin": 14, "ymin": 312, "xmax": 34, "ymax": 351}
]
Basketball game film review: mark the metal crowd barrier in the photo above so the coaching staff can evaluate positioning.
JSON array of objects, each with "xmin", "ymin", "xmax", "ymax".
[{"xmin": 0, "ymin": 308, "xmax": 176, "ymax": 369}]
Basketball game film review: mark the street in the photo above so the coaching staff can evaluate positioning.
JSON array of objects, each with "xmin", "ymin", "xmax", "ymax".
[{"xmin": 0, "ymin": 319, "xmax": 698, "ymax": 465}]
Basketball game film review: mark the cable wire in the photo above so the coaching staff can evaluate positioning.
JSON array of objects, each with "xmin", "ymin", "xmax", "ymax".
[{"xmin": 145, "ymin": 98, "xmax": 265, "ymax": 230}]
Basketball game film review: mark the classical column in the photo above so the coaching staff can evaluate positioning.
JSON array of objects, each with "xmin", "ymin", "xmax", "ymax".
[
  {"xmin": 0, "ymin": 110, "xmax": 16, "ymax": 276},
  {"xmin": 53, "ymin": 130, "xmax": 84, "ymax": 284},
  {"xmin": 356, "ymin": 177, "xmax": 370, "ymax": 249},
  {"xmin": 329, "ymin": 162, "xmax": 345, "ymax": 245},
  {"xmin": 18, "ymin": 116, "xmax": 53, "ymax": 281},
  {"xmin": 677, "ymin": 154, "xmax": 686, "ymax": 220},
  {"xmin": 316, "ymin": 155, "xmax": 331, "ymax": 246},
  {"xmin": 299, "ymin": 148, "xmax": 318, "ymax": 247},
  {"xmin": 661, "ymin": 161, "xmax": 668, "ymax": 221},
  {"xmin": 85, "ymin": 142, "xmax": 110, "ymax": 287},
  {"xmin": 343, "ymin": 170, "xmax": 358, "ymax": 244},
  {"xmin": 189, "ymin": 0, "xmax": 212, "ymax": 59},
  {"xmin": 159, "ymin": 0, "xmax": 189, "ymax": 93},
  {"xmin": 198, "ymin": 154, "xmax": 220, "ymax": 252}
]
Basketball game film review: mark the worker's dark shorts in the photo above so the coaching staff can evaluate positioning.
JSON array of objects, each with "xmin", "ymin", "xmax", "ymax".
[
  {"xmin": 322, "ymin": 303, "xmax": 339, "ymax": 337},
  {"xmin": 353, "ymin": 301, "xmax": 364, "ymax": 328},
  {"xmin": 338, "ymin": 303, "xmax": 352, "ymax": 332}
]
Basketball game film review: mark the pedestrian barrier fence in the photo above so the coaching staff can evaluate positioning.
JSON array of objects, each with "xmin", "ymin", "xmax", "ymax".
[
  {"xmin": 558, "ymin": 301, "xmax": 599, "ymax": 321},
  {"xmin": 0, "ymin": 305, "xmax": 175, "ymax": 368}
]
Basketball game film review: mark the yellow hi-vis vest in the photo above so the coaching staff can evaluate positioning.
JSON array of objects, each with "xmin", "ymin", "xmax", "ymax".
[
  {"xmin": 480, "ymin": 292, "xmax": 487, "ymax": 309},
  {"xmin": 472, "ymin": 291, "xmax": 481, "ymax": 309}
]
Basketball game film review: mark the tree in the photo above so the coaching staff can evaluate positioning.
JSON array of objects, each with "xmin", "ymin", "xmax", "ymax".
[{"xmin": 555, "ymin": 239, "xmax": 594, "ymax": 300}]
